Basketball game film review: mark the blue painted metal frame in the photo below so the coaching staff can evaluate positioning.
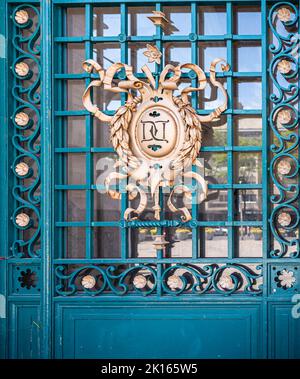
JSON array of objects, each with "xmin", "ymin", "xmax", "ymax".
[{"xmin": 1, "ymin": 0, "xmax": 299, "ymax": 359}]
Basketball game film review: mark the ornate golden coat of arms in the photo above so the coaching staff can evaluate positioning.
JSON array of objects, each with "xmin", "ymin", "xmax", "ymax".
[{"xmin": 82, "ymin": 56, "xmax": 228, "ymax": 222}]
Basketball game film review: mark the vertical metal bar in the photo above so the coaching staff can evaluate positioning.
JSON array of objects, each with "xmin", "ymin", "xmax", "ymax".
[
  {"xmin": 191, "ymin": 2, "xmax": 198, "ymax": 259},
  {"xmin": 226, "ymin": 2, "xmax": 234, "ymax": 259},
  {"xmin": 261, "ymin": 0, "xmax": 268, "ymax": 358},
  {"xmin": 85, "ymin": 4, "xmax": 93, "ymax": 259},
  {"xmin": 120, "ymin": 3, "xmax": 128, "ymax": 259},
  {"xmin": 41, "ymin": 0, "xmax": 53, "ymax": 359}
]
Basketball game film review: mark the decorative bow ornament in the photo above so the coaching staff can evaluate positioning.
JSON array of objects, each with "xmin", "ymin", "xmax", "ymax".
[{"xmin": 82, "ymin": 58, "xmax": 229, "ymax": 221}]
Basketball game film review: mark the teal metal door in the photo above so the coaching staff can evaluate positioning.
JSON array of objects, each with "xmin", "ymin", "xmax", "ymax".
[{"xmin": 1, "ymin": 0, "xmax": 300, "ymax": 359}]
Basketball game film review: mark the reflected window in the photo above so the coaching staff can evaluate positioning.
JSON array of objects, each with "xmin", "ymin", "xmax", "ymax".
[{"xmin": 93, "ymin": 7, "xmax": 121, "ymax": 36}]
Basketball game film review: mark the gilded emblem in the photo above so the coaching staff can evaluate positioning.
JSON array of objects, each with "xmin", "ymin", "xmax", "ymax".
[{"xmin": 82, "ymin": 57, "xmax": 229, "ymax": 222}]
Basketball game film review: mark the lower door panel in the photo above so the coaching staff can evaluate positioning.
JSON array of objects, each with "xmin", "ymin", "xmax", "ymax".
[{"xmin": 55, "ymin": 302, "xmax": 262, "ymax": 359}]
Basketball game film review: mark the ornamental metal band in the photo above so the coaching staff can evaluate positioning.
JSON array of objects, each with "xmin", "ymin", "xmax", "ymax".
[{"xmin": 82, "ymin": 57, "xmax": 229, "ymax": 222}]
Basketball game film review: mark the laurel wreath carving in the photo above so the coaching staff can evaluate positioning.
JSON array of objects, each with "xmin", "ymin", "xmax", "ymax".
[{"xmin": 110, "ymin": 95, "xmax": 202, "ymax": 176}]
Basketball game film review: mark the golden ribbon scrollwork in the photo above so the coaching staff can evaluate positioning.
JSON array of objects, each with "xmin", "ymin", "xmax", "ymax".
[{"xmin": 82, "ymin": 56, "xmax": 229, "ymax": 222}]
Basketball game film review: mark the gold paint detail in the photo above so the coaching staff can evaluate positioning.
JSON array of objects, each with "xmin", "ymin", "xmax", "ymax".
[
  {"xmin": 15, "ymin": 62, "xmax": 29, "ymax": 77},
  {"xmin": 15, "ymin": 9, "xmax": 29, "ymax": 25},
  {"xmin": 278, "ymin": 59, "xmax": 292, "ymax": 74},
  {"xmin": 15, "ymin": 112, "xmax": 30, "ymax": 126},
  {"xmin": 277, "ymin": 159, "xmax": 292, "ymax": 175},
  {"xmin": 143, "ymin": 44, "xmax": 162, "ymax": 64},
  {"xmin": 147, "ymin": 11, "xmax": 170, "ymax": 31},
  {"xmin": 277, "ymin": 7, "xmax": 291, "ymax": 22},
  {"xmin": 277, "ymin": 212, "xmax": 291, "ymax": 227},
  {"xmin": 15, "ymin": 162, "xmax": 30, "ymax": 176},
  {"xmin": 277, "ymin": 109, "xmax": 292, "ymax": 124},
  {"xmin": 81, "ymin": 275, "xmax": 96, "ymax": 289},
  {"xmin": 82, "ymin": 58, "xmax": 228, "ymax": 222},
  {"xmin": 133, "ymin": 274, "xmax": 147, "ymax": 289},
  {"xmin": 15, "ymin": 213, "xmax": 30, "ymax": 227}
]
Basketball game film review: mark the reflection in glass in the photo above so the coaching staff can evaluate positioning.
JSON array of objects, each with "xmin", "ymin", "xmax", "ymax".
[
  {"xmin": 200, "ymin": 227, "xmax": 228, "ymax": 257},
  {"xmin": 65, "ymin": 116, "xmax": 86, "ymax": 148},
  {"xmin": 93, "ymin": 43, "xmax": 120, "ymax": 70},
  {"xmin": 128, "ymin": 7, "xmax": 155, "ymax": 36},
  {"xmin": 164, "ymin": 43, "xmax": 191, "ymax": 67},
  {"xmin": 199, "ymin": 190, "xmax": 228, "ymax": 221},
  {"xmin": 234, "ymin": 6, "xmax": 261, "ymax": 35},
  {"xmin": 129, "ymin": 228, "xmax": 157, "ymax": 258},
  {"xmin": 234, "ymin": 152, "xmax": 262, "ymax": 184},
  {"xmin": 202, "ymin": 116, "xmax": 227, "ymax": 147},
  {"xmin": 198, "ymin": 42, "xmax": 227, "ymax": 72},
  {"xmin": 66, "ymin": 227, "xmax": 86, "ymax": 258},
  {"xmin": 67, "ymin": 191, "xmax": 86, "ymax": 221},
  {"xmin": 199, "ymin": 79, "xmax": 227, "ymax": 110},
  {"xmin": 165, "ymin": 228, "xmax": 193, "ymax": 258},
  {"xmin": 200, "ymin": 152, "xmax": 228, "ymax": 184},
  {"xmin": 94, "ymin": 227, "xmax": 120, "ymax": 258},
  {"xmin": 163, "ymin": 6, "xmax": 191, "ymax": 35},
  {"xmin": 93, "ymin": 192, "xmax": 120, "ymax": 221},
  {"xmin": 198, "ymin": 6, "xmax": 227, "ymax": 35},
  {"xmin": 128, "ymin": 42, "xmax": 155, "ymax": 72},
  {"xmin": 66, "ymin": 44, "xmax": 85, "ymax": 73},
  {"xmin": 93, "ymin": 153, "xmax": 118, "ymax": 185},
  {"xmin": 234, "ymin": 42, "xmax": 261, "ymax": 72},
  {"xmin": 234, "ymin": 190, "xmax": 262, "ymax": 221},
  {"xmin": 236, "ymin": 227, "xmax": 262, "ymax": 257},
  {"xmin": 234, "ymin": 117, "xmax": 262, "ymax": 146},
  {"xmin": 67, "ymin": 80, "xmax": 86, "ymax": 110},
  {"xmin": 234, "ymin": 80, "xmax": 262, "ymax": 110},
  {"xmin": 93, "ymin": 7, "xmax": 121, "ymax": 36},
  {"xmin": 93, "ymin": 120, "xmax": 111, "ymax": 148},
  {"xmin": 67, "ymin": 8, "xmax": 85, "ymax": 36},
  {"xmin": 67, "ymin": 153, "xmax": 86, "ymax": 184}
]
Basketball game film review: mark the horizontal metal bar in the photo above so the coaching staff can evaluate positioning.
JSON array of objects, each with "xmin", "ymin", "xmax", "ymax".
[{"xmin": 53, "ymin": 258, "xmax": 263, "ymax": 264}]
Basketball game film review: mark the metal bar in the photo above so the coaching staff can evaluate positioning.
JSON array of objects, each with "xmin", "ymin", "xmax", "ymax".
[{"xmin": 41, "ymin": 0, "xmax": 53, "ymax": 359}]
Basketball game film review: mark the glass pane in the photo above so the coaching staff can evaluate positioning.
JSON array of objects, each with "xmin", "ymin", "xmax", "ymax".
[
  {"xmin": 93, "ymin": 227, "xmax": 120, "ymax": 258},
  {"xmin": 200, "ymin": 227, "xmax": 228, "ymax": 257},
  {"xmin": 234, "ymin": 189, "xmax": 262, "ymax": 221},
  {"xmin": 200, "ymin": 152, "xmax": 228, "ymax": 184},
  {"xmin": 234, "ymin": 6, "xmax": 261, "ymax": 35},
  {"xmin": 66, "ymin": 191, "xmax": 86, "ymax": 221},
  {"xmin": 165, "ymin": 228, "xmax": 192, "ymax": 258},
  {"xmin": 236, "ymin": 227, "xmax": 262, "ymax": 257},
  {"xmin": 67, "ymin": 8, "xmax": 85, "ymax": 36},
  {"xmin": 66, "ymin": 227, "xmax": 86, "ymax": 258},
  {"xmin": 164, "ymin": 42, "xmax": 191, "ymax": 66},
  {"xmin": 198, "ymin": 6, "xmax": 227, "ymax": 35},
  {"xmin": 66, "ymin": 44, "xmax": 85, "ymax": 73},
  {"xmin": 128, "ymin": 42, "xmax": 155, "ymax": 73},
  {"xmin": 202, "ymin": 116, "xmax": 227, "ymax": 147},
  {"xmin": 129, "ymin": 228, "xmax": 157, "ymax": 258},
  {"xmin": 67, "ymin": 80, "xmax": 85, "ymax": 110},
  {"xmin": 93, "ymin": 120, "xmax": 111, "ymax": 148},
  {"xmin": 93, "ymin": 192, "xmax": 120, "ymax": 221},
  {"xmin": 93, "ymin": 43, "xmax": 121, "ymax": 70},
  {"xmin": 199, "ymin": 190, "xmax": 228, "ymax": 221},
  {"xmin": 67, "ymin": 153, "xmax": 86, "ymax": 184},
  {"xmin": 234, "ymin": 42, "xmax": 261, "ymax": 72},
  {"xmin": 234, "ymin": 152, "xmax": 262, "ymax": 184},
  {"xmin": 199, "ymin": 79, "xmax": 227, "ymax": 110},
  {"xmin": 234, "ymin": 80, "xmax": 262, "ymax": 110},
  {"xmin": 234, "ymin": 117, "xmax": 262, "ymax": 146},
  {"xmin": 93, "ymin": 7, "xmax": 121, "ymax": 37},
  {"xmin": 128, "ymin": 6, "xmax": 156, "ymax": 36},
  {"xmin": 163, "ymin": 6, "xmax": 191, "ymax": 35},
  {"xmin": 64, "ymin": 116, "xmax": 86, "ymax": 148},
  {"xmin": 198, "ymin": 42, "xmax": 227, "ymax": 72},
  {"xmin": 93, "ymin": 153, "xmax": 118, "ymax": 185}
]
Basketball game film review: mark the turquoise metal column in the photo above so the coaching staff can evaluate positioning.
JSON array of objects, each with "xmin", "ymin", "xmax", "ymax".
[{"xmin": 41, "ymin": 0, "xmax": 53, "ymax": 359}]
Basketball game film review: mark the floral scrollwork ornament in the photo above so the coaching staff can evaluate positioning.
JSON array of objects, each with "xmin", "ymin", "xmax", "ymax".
[{"xmin": 82, "ymin": 56, "xmax": 229, "ymax": 222}]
